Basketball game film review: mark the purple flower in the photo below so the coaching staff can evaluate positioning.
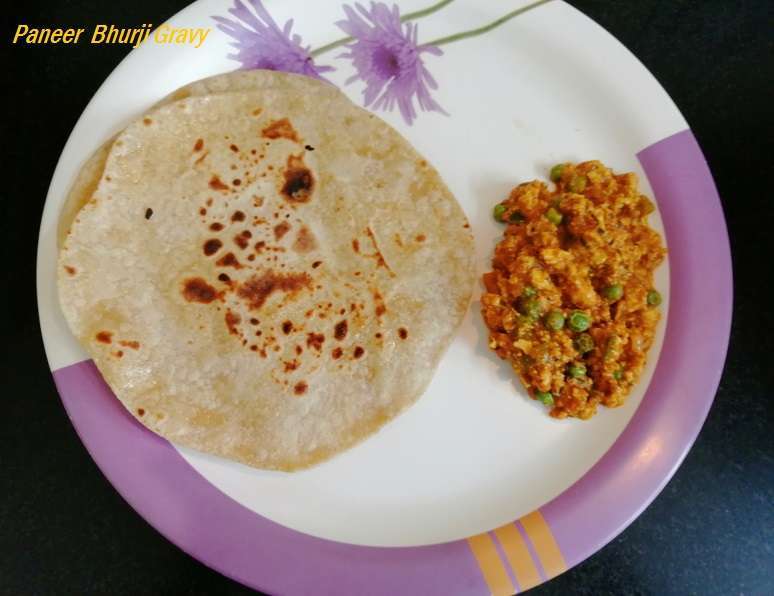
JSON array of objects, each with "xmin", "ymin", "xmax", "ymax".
[
  {"xmin": 213, "ymin": 0, "xmax": 333, "ymax": 79},
  {"xmin": 336, "ymin": 2, "xmax": 447, "ymax": 125}
]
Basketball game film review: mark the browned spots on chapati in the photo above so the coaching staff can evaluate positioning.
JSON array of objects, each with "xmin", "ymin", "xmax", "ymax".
[
  {"xmin": 232, "ymin": 178, "xmax": 242, "ymax": 186},
  {"xmin": 311, "ymin": 260, "xmax": 322, "ymax": 269},
  {"xmin": 218, "ymin": 273, "xmax": 231, "ymax": 284},
  {"xmin": 209, "ymin": 175, "xmax": 229, "ymax": 191},
  {"xmin": 199, "ymin": 208, "xmax": 207, "ymax": 216},
  {"xmin": 231, "ymin": 210, "xmax": 246, "ymax": 223},
  {"xmin": 144, "ymin": 208, "xmax": 153, "ymax": 220},
  {"xmin": 398, "ymin": 327, "xmax": 408, "ymax": 340},
  {"xmin": 293, "ymin": 381, "xmax": 308, "ymax": 396},
  {"xmin": 273, "ymin": 221, "xmax": 291, "ymax": 240},
  {"xmin": 283, "ymin": 359, "xmax": 300, "ymax": 372},
  {"xmin": 119, "ymin": 340, "xmax": 140, "ymax": 350},
  {"xmin": 281, "ymin": 154, "xmax": 314, "ymax": 203},
  {"xmin": 182, "ymin": 277, "xmax": 219, "ymax": 304},
  {"xmin": 210, "ymin": 222, "xmax": 224, "ymax": 232},
  {"xmin": 64, "ymin": 265, "xmax": 76, "ymax": 276},
  {"xmin": 203, "ymin": 238, "xmax": 223, "ymax": 256},
  {"xmin": 237, "ymin": 270, "xmax": 312, "ymax": 310},
  {"xmin": 306, "ymin": 332, "xmax": 325, "ymax": 351},
  {"xmin": 137, "ymin": 408, "xmax": 145, "ymax": 416},
  {"xmin": 287, "ymin": 225, "xmax": 316, "ymax": 254},
  {"xmin": 334, "ymin": 320, "xmax": 348, "ymax": 341},
  {"xmin": 216, "ymin": 252, "xmax": 242, "ymax": 268},
  {"xmin": 353, "ymin": 227, "xmax": 395, "ymax": 275},
  {"xmin": 254, "ymin": 241, "xmax": 266, "ymax": 253},
  {"xmin": 331, "ymin": 347, "xmax": 343, "ymax": 360},
  {"xmin": 262, "ymin": 118, "xmax": 300, "ymax": 142},
  {"xmin": 372, "ymin": 288, "xmax": 387, "ymax": 317},
  {"xmin": 353, "ymin": 346, "xmax": 365, "ymax": 359},
  {"xmin": 96, "ymin": 331, "xmax": 113, "ymax": 344},
  {"xmin": 365, "ymin": 227, "xmax": 392, "ymax": 272},
  {"xmin": 394, "ymin": 234, "xmax": 403, "ymax": 247},
  {"xmin": 416, "ymin": 234, "xmax": 426, "ymax": 242},
  {"xmin": 234, "ymin": 231, "xmax": 252, "ymax": 250},
  {"xmin": 229, "ymin": 144, "xmax": 239, "ymax": 153},
  {"xmin": 143, "ymin": 117, "xmax": 152, "ymax": 126},
  {"xmin": 252, "ymin": 108, "xmax": 263, "ymax": 116},
  {"xmin": 281, "ymin": 320, "xmax": 293, "ymax": 335},
  {"xmin": 225, "ymin": 310, "xmax": 241, "ymax": 335},
  {"xmin": 193, "ymin": 138, "xmax": 204, "ymax": 152},
  {"xmin": 113, "ymin": 350, "xmax": 124, "ymax": 358}
]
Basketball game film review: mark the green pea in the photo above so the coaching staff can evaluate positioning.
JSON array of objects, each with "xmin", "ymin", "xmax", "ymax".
[
  {"xmin": 567, "ymin": 362, "xmax": 587, "ymax": 378},
  {"xmin": 545, "ymin": 310, "xmax": 565, "ymax": 330},
  {"xmin": 518, "ymin": 297, "xmax": 542, "ymax": 320},
  {"xmin": 509, "ymin": 211, "xmax": 526, "ymax": 223},
  {"xmin": 545, "ymin": 207, "xmax": 563, "ymax": 225},
  {"xmin": 522, "ymin": 286, "xmax": 537, "ymax": 298},
  {"xmin": 535, "ymin": 391, "xmax": 554, "ymax": 406},
  {"xmin": 602, "ymin": 283, "xmax": 624, "ymax": 301},
  {"xmin": 574, "ymin": 333, "xmax": 595, "ymax": 353},
  {"xmin": 568, "ymin": 310, "xmax": 591, "ymax": 332},
  {"xmin": 647, "ymin": 289, "xmax": 662, "ymax": 307},
  {"xmin": 493, "ymin": 204, "xmax": 506, "ymax": 222},
  {"xmin": 569, "ymin": 174, "xmax": 587, "ymax": 193},
  {"xmin": 550, "ymin": 164, "xmax": 565, "ymax": 182},
  {"xmin": 613, "ymin": 369, "xmax": 624, "ymax": 381}
]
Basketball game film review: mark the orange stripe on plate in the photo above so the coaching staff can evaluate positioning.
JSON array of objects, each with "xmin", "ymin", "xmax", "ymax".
[
  {"xmin": 519, "ymin": 510, "xmax": 567, "ymax": 578},
  {"xmin": 493, "ymin": 524, "xmax": 541, "ymax": 591},
  {"xmin": 467, "ymin": 533, "xmax": 515, "ymax": 596}
]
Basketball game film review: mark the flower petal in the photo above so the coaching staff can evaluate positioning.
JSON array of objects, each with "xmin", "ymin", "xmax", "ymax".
[
  {"xmin": 337, "ymin": 1, "xmax": 446, "ymax": 125},
  {"xmin": 212, "ymin": 0, "xmax": 333, "ymax": 79}
]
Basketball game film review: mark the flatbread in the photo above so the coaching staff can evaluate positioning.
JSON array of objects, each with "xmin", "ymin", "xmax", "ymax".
[
  {"xmin": 57, "ymin": 70, "xmax": 334, "ymax": 248},
  {"xmin": 58, "ymin": 71, "xmax": 474, "ymax": 470}
]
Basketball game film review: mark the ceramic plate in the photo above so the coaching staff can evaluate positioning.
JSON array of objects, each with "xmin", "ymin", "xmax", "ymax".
[{"xmin": 37, "ymin": 0, "xmax": 732, "ymax": 593}]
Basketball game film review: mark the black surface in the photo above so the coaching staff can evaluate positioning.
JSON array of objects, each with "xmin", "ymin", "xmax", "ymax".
[{"xmin": 2, "ymin": 1, "xmax": 772, "ymax": 594}]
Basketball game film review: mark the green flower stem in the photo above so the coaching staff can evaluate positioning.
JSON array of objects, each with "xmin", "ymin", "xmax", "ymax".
[
  {"xmin": 310, "ymin": 0, "xmax": 457, "ymax": 57},
  {"xmin": 427, "ymin": 0, "xmax": 553, "ymax": 46},
  {"xmin": 309, "ymin": 37, "xmax": 350, "ymax": 58},
  {"xmin": 402, "ymin": 0, "xmax": 456, "ymax": 20}
]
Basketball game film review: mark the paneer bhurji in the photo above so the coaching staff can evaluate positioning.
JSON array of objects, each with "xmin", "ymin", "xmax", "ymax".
[{"xmin": 481, "ymin": 161, "xmax": 666, "ymax": 419}]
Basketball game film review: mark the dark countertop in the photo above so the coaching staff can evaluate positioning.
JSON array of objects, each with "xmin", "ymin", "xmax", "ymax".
[{"xmin": 2, "ymin": 1, "xmax": 772, "ymax": 594}]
